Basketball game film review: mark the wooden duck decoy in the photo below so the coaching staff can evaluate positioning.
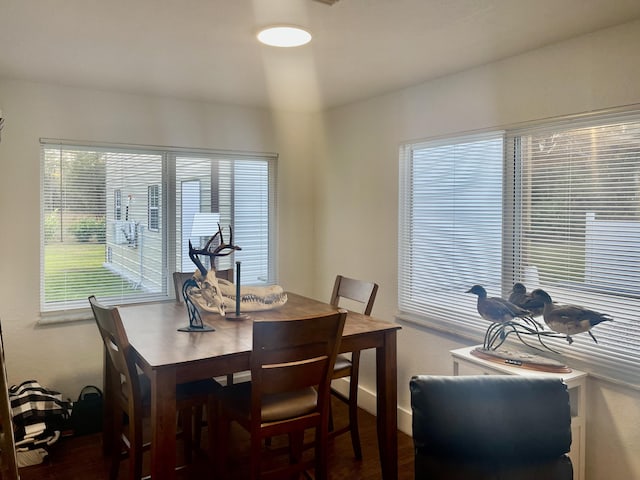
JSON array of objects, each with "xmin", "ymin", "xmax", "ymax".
[
  {"xmin": 466, "ymin": 285, "xmax": 534, "ymax": 324},
  {"xmin": 530, "ymin": 289, "xmax": 613, "ymax": 344},
  {"xmin": 508, "ymin": 282, "xmax": 545, "ymax": 317}
]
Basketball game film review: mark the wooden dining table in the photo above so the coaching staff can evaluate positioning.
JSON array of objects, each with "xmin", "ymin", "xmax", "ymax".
[{"xmin": 108, "ymin": 292, "xmax": 401, "ymax": 479}]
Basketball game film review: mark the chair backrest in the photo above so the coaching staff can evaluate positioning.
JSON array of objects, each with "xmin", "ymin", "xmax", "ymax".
[
  {"xmin": 410, "ymin": 375, "xmax": 573, "ymax": 479},
  {"xmin": 250, "ymin": 310, "xmax": 347, "ymax": 424},
  {"xmin": 330, "ymin": 275, "xmax": 378, "ymax": 315},
  {"xmin": 88, "ymin": 296, "xmax": 142, "ymax": 408},
  {"xmin": 173, "ymin": 268, "xmax": 234, "ymax": 302}
]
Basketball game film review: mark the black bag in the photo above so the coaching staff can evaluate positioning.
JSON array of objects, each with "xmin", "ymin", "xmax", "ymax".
[{"xmin": 70, "ymin": 385, "xmax": 103, "ymax": 436}]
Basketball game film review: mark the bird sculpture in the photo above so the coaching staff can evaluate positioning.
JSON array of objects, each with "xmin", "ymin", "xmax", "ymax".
[
  {"xmin": 508, "ymin": 282, "xmax": 545, "ymax": 317},
  {"xmin": 530, "ymin": 289, "xmax": 613, "ymax": 344},
  {"xmin": 466, "ymin": 285, "xmax": 534, "ymax": 324}
]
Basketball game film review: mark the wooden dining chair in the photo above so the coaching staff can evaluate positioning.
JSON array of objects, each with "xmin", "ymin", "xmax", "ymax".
[
  {"xmin": 172, "ymin": 268, "xmax": 234, "ymax": 303},
  {"xmin": 88, "ymin": 296, "xmax": 220, "ymax": 480},
  {"xmin": 214, "ymin": 309, "xmax": 347, "ymax": 480},
  {"xmin": 328, "ymin": 274, "xmax": 379, "ymax": 460}
]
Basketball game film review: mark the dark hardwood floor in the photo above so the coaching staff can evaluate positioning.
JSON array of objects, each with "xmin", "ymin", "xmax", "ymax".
[{"xmin": 18, "ymin": 396, "xmax": 415, "ymax": 479}]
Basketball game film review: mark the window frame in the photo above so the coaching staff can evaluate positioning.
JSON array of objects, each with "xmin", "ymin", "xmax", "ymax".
[{"xmin": 40, "ymin": 139, "xmax": 278, "ymax": 321}]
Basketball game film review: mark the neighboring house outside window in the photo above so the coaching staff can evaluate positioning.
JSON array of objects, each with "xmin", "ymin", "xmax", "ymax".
[
  {"xmin": 40, "ymin": 141, "xmax": 277, "ymax": 317},
  {"xmin": 148, "ymin": 184, "xmax": 160, "ymax": 232},
  {"xmin": 114, "ymin": 189, "xmax": 121, "ymax": 220},
  {"xmin": 399, "ymin": 110, "xmax": 640, "ymax": 383}
]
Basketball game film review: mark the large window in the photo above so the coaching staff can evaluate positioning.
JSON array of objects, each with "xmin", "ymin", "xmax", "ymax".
[
  {"xmin": 399, "ymin": 111, "xmax": 640, "ymax": 382},
  {"xmin": 41, "ymin": 140, "xmax": 277, "ymax": 317}
]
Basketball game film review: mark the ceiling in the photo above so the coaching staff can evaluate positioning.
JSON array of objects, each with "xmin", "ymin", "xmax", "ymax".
[{"xmin": 1, "ymin": 0, "xmax": 640, "ymax": 112}]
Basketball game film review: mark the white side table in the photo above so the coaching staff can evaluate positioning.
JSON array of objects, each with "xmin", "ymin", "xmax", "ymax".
[{"xmin": 451, "ymin": 345, "xmax": 587, "ymax": 480}]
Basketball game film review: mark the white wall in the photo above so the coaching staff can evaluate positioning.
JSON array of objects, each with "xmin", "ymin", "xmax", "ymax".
[
  {"xmin": 314, "ymin": 20, "xmax": 640, "ymax": 480},
  {"xmin": 0, "ymin": 79, "xmax": 317, "ymax": 396}
]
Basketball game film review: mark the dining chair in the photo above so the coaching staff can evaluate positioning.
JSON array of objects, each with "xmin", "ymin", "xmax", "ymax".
[
  {"xmin": 328, "ymin": 274, "xmax": 379, "ymax": 460},
  {"xmin": 172, "ymin": 268, "xmax": 234, "ymax": 303},
  {"xmin": 213, "ymin": 309, "xmax": 347, "ymax": 480},
  {"xmin": 88, "ymin": 295, "xmax": 220, "ymax": 479}
]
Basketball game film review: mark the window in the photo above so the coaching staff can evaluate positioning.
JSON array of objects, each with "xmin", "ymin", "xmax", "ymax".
[
  {"xmin": 398, "ymin": 132, "xmax": 505, "ymax": 335},
  {"xmin": 147, "ymin": 185, "xmax": 160, "ymax": 232},
  {"xmin": 41, "ymin": 140, "xmax": 277, "ymax": 316},
  {"xmin": 399, "ymin": 111, "xmax": 640, "ymax": 382}
]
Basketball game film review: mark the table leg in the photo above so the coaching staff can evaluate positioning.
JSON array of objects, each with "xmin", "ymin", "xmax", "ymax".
[
  {"xmin": 150, "ymin": 368, "xmax": 177, "ymax": 479},
  {"xmin": 376, "ymin": 330, "xmax": 398, "ymax": 480}
]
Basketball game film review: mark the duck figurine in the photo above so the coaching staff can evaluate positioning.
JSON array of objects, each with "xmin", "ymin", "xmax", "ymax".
[
  {"xmin": 530, "ymin": 289, "xmax": 613, "ymax": 344},
  {"xmin": 508, "ymin": 282, "xmax": 545, "ymax": 317},
  {"xmin": 466, "ymin": 285, "xmax": 534, "ymax": 324}
]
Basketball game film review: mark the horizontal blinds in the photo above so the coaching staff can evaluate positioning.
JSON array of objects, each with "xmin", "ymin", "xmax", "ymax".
[
  {"xmin": 506, "ymin": 112, "xmax": 640, "ymax": 381},
  {"xmin": 41, "ymin": 144, "xmax": 164, "ymax": 311},
  {"xmin": 398, "ymin": 132, "xmax": 505, "ymax": 337},
  {"xmin": 233, "ymin": 159, "xmax": 273, "ymax": 285},
  {"xmin": 41, "ymin": 141, "xmax": 277, "ymax": 315}
]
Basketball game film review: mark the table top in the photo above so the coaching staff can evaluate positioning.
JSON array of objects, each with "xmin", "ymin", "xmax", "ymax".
[{"xmin": 118, "ymin": 292, "xmax": 400, "ymax": 370}]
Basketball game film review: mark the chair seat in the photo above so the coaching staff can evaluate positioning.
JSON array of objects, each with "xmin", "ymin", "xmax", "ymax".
[
  {"xmin": 218, "ymin": 382, "xmax": 318, "ymax": 423},
  {"xmin": 333, "ymin": 354, "xmax": 352, "ymax": 377}
]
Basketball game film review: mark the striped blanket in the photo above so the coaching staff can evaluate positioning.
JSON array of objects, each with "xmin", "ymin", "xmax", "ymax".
[{"xmin": 9, "ymin": 380, "xmax": 71, "ymax": 451}]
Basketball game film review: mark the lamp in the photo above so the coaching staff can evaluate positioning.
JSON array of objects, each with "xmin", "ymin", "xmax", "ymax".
[
  {"xmin": 190, "ymin": 212, "xmax": 221, "ymax": 242},
  {"xmin": 256, "ymin": 25, "xmax": 312, "ymax": 47}
]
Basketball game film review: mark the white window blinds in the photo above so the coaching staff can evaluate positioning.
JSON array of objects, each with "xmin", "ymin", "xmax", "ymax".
[
  {"xmin": 399, "ymin": 111, "xmax": 640, "ymax": 383},
  {"xmin": 506, "ymin": 112, "xmax": 640, "ymax": 381},
  {"xmin": 398, "ymin": 132, "xmax": 504, "ymax": 337},
  {"xmin": 41, "ymin": 141, "xmax": 277, "ymax": 316}
]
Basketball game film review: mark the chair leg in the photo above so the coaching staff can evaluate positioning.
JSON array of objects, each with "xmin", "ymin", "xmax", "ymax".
[
  {"xmin": 215, "ymin": 412, "xmax": 231, "ymax": 480},
  {"xmin": 109, "ymin": 411, "xmax": 123, "ymax": 480},
  {"xmin": 250, "ymin": 429, "xmax": 262, "ymax": 480},
  {"xmin": 328, "ymin": 398, "xmax": 334, "ymax": 432},
  {"xmin": 288, "ymin": 430, "xmax": 304, "ymax": 480},
  {"xmin": 206, "ymin": 397, "xmax": 217, "ymax": 463},
  {"xmin": 181, "ymin": 408, "xmax": 194, "ymax": 464},
  {"xmin": 347, "ymin": 384, "xmax": 362, "ymax": 460},
  {"xmin": 193, "ymin": 405, "xmax": 204, "ymax": 451},
  {"xmin": 128, "ymin": 412, "xmax": 144, "ymax": 480},
  {"xmin": 315, "ymin": 425, "xmax": 328, "ymax": 480}
]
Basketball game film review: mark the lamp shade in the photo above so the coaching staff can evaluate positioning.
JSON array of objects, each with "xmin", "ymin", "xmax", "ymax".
[{"xmin": 190, "ymin": 212, "xmax": 220, "ymax": 238}]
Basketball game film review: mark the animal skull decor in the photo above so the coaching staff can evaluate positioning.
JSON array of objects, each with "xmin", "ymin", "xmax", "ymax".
[{"xmin": 186, "ymin": 224, "xmax": 287, "ymax": 316}]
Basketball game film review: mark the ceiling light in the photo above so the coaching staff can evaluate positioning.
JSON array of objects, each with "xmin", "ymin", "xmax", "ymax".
[{"xmin": 256, "ymin": 26, "xmax": 312, "ymax": 47}]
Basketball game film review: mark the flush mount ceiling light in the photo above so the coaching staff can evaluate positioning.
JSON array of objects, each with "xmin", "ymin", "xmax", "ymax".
[{"xmin": 256, "ymin": 25, "xmax": 312, "ymax": 47}]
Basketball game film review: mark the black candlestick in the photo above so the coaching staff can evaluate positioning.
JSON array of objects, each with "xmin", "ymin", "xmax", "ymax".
[{"xmin": 226, "ymin": 260, "xmax": 248, "ymax": 320}]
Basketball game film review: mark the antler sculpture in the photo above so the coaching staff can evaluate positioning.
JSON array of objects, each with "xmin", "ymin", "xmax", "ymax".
[
  {"xmin": 183, "ymin": 224, "xmax": 287, "ymax": 318},
  {"xmin": 188, "ymin": 224, "xmax": 241, "ymax": 278}
]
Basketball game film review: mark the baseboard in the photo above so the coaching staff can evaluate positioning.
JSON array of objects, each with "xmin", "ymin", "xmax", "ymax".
[{"xmin": 331, "ymin": 378, "xmax": 413, "ymax": 437}]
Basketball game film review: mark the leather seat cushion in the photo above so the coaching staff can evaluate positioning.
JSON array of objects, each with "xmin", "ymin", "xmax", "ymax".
[{"xmin": 219, "ymin": 382, "xmax": 318, "ymax": 423}]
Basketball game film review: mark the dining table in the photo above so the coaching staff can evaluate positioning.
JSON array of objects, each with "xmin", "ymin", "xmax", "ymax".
[{"xmin": 106, "ymin": 292, "xmax": 401, "ymax": 479}]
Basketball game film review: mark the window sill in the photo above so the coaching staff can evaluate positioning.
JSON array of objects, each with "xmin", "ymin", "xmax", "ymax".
[{"xmin": 38, "ymin": 309, "xmax": 94, "ymax": 325}]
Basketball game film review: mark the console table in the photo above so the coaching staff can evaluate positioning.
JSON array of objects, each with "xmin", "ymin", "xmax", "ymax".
[{"xmin": 451, "ymin": 345, "xmax": 586, "ymax": 480}]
